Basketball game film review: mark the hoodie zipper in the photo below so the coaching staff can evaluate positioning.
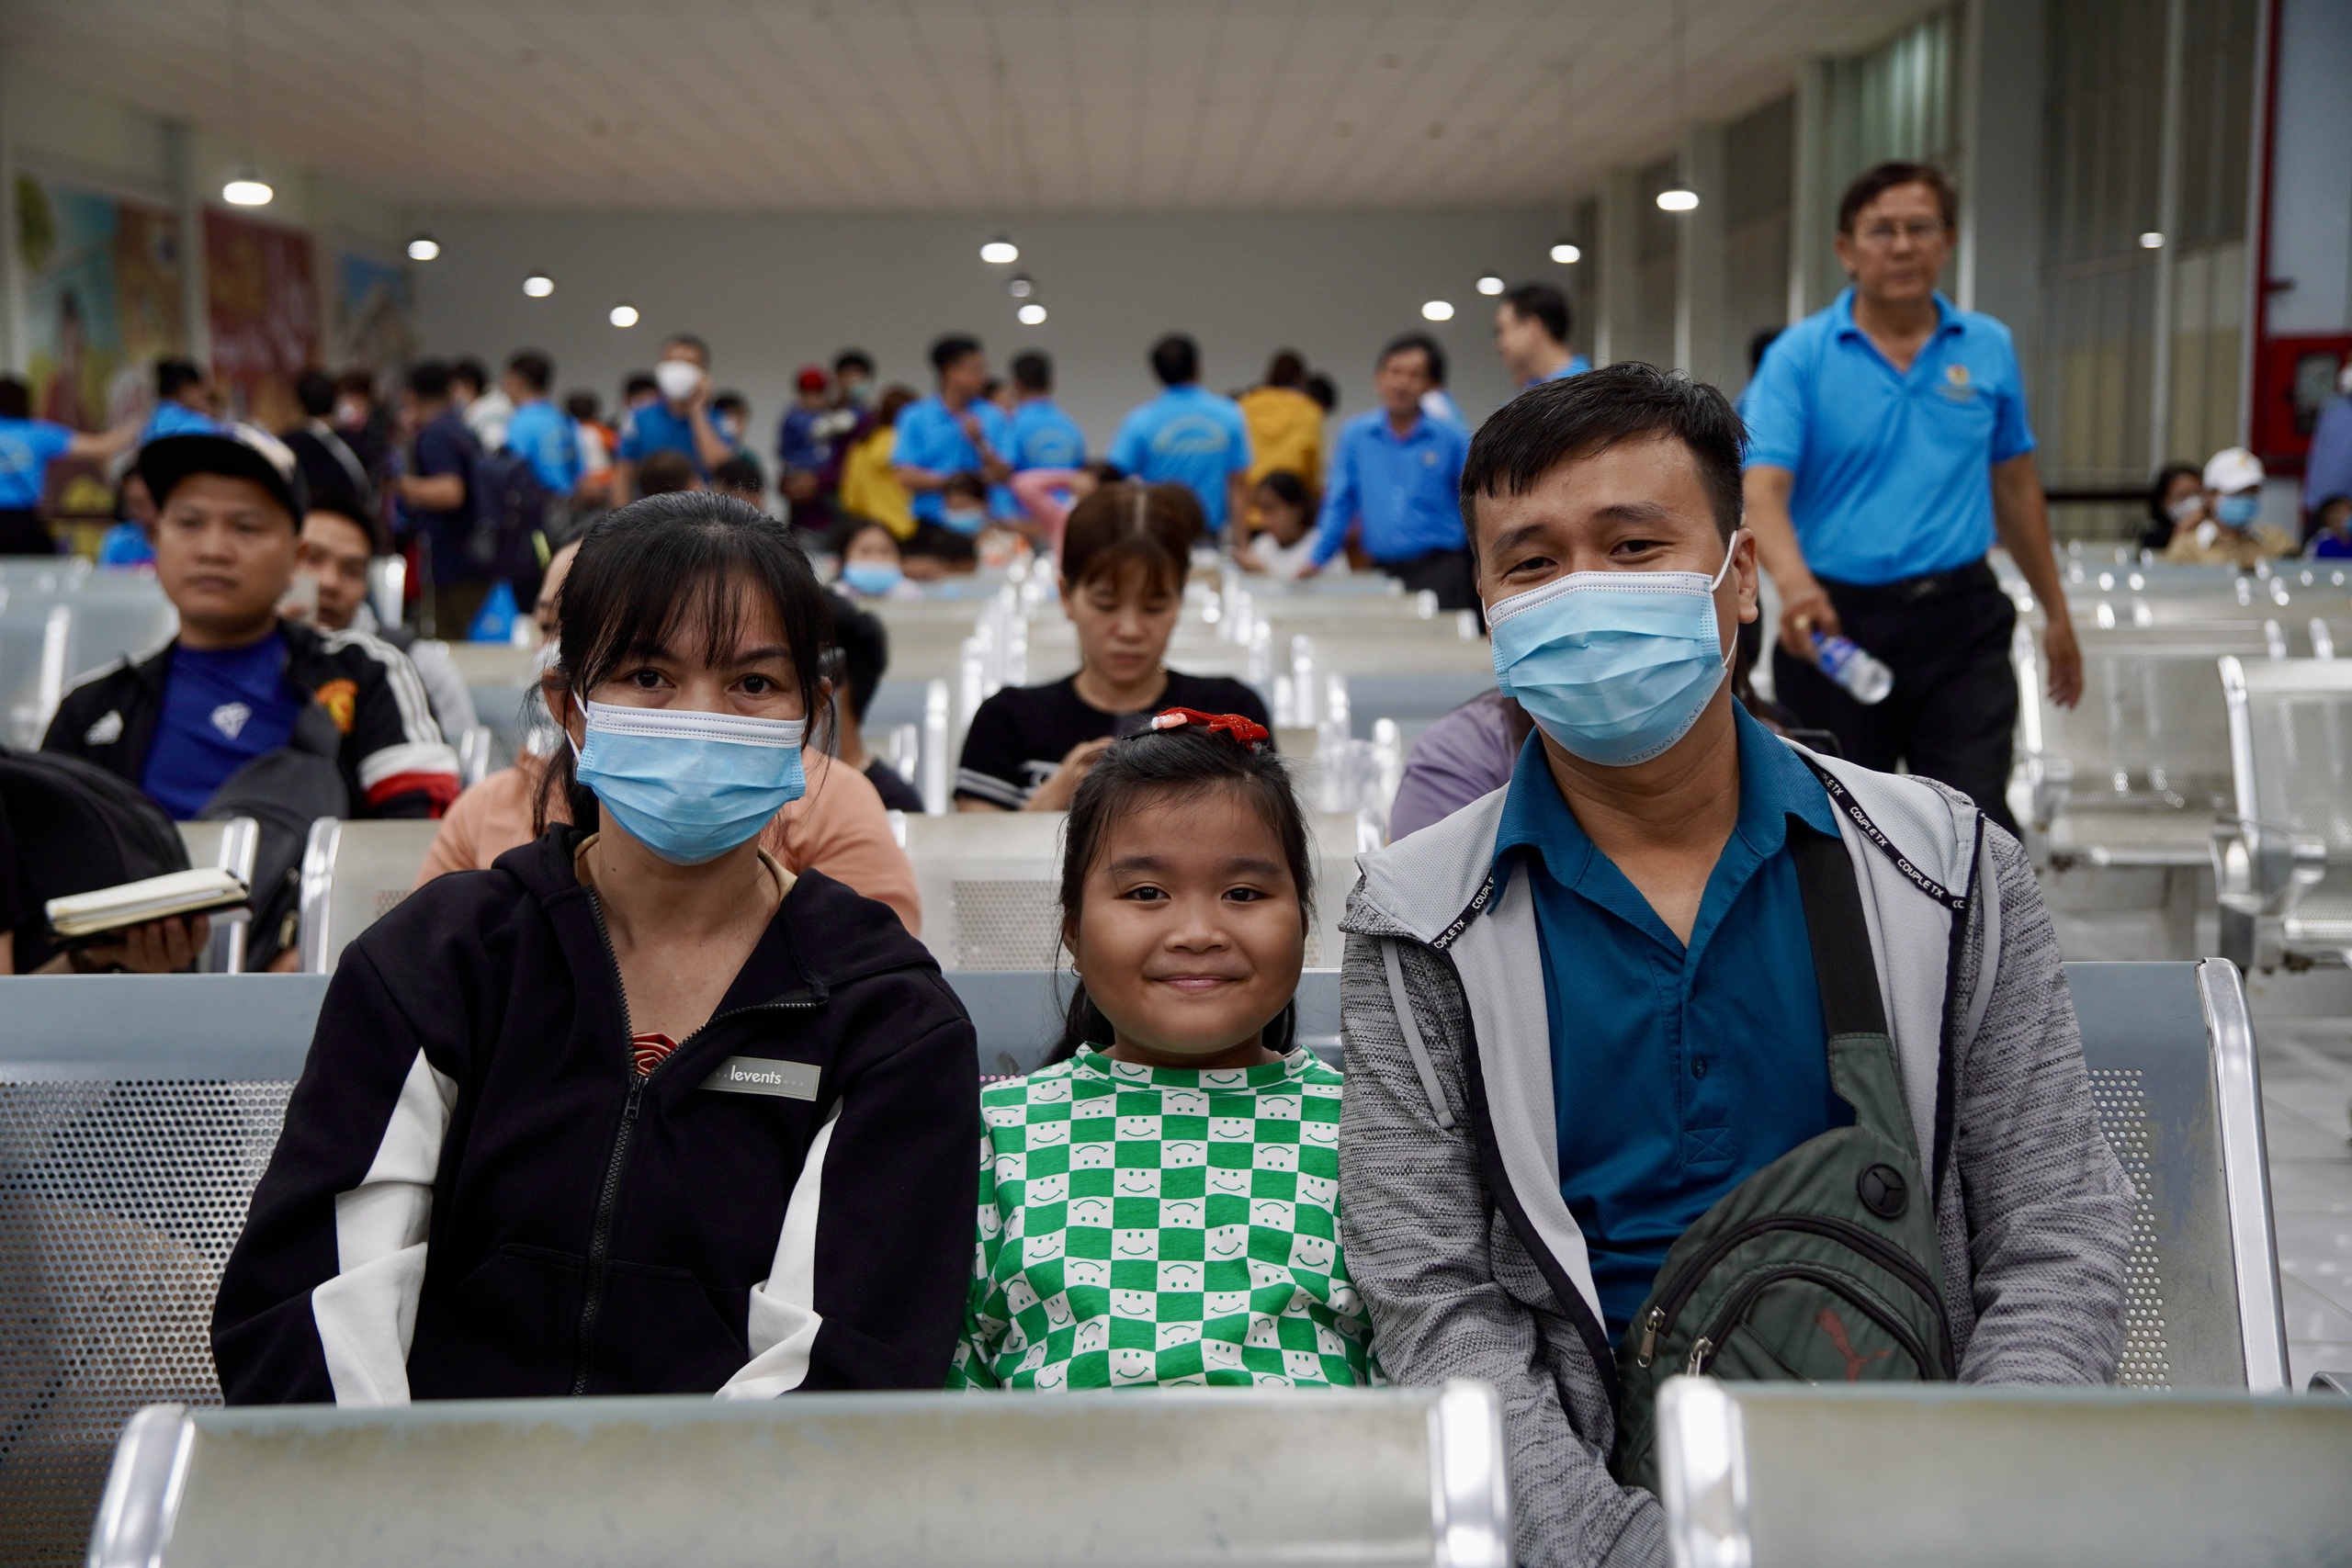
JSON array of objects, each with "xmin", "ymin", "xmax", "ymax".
[
  {"xmin": 568, "ymin": 884, "xmax": 821, "ymax": 1396},
  {"xmin": 1634, "ymin": 1211, "xmax": 1947, "ymax": 1370}
]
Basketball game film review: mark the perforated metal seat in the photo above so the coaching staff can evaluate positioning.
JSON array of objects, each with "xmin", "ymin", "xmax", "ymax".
[{"xmin": 295, "ymin": 818, "xmax": 446, "ymax": 974}]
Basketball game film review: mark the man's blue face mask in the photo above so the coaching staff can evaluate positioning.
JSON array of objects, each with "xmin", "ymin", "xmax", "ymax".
[
  {"xmin": 2214, "ymin": 492, "xmax": 2262, "ymax": 528},
  {"xmin": 1486, "ymin": 535, "xmax": 1741, "ymax": 768},
  {"xmin": 570, "ymin": 698, "xmax": 807, "ymax": 864}
]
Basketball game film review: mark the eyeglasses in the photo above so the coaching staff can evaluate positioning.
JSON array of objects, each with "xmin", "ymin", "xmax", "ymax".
[{"xmin": 1852, "ymin": 220, "xmax": 1950, "ymax": 248}]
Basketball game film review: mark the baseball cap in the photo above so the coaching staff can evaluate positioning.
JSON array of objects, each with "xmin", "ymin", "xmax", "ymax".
[
  {"xmin": 796, "ymin": 366, "xmax": 829, "ymax": 393},
  {"xmin": 137, "ymin": 425, "xmax": 309, "ymax": 524},
  {"xmin": 2202, "ymin": 446, "xmax": 2265, "ymax": 495}
]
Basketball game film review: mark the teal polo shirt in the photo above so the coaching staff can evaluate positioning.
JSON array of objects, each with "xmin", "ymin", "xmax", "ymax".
[
  {"xmin": 1492, "ymin": 703, "xmax": 1852, "ymax": 1339},
  {"xmin": 1741, "ymin": 288, "xmax": 2034, "ymax": 587},
  {"xmin": 1107, "ymin": 385, "xmax": 1251, "ymax": 531}
]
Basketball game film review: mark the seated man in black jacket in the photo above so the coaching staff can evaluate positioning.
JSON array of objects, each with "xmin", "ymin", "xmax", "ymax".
[{"xmin": 44, "ymin": 427, "xmax": 458, "ymax": 822}]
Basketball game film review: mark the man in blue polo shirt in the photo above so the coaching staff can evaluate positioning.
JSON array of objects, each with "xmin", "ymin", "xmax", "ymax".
[
  {"xmin": 1005, "ymin": 350, "xmax": 1086, "ymax": 471},
  {"xmin": 1108, "ymin": 333, "xmax": 1251, "ymax": 534},
  {"xmin": 0, "ymin": 376, "xmax": 139, "ymax": 555},
  {"xmin": 499, "ymin": 350, "xmax": 582, "ymax": 497},
  {"xmin": 140, "ymin": 359, "xmax": 220, "ymax": 446},
  {"xmin": 893, "ymin": 334, "xmax": 1015, "ymax": 555},
  {"xmin": 616, "ymin": 333, "xmax": 732, "ymax": 498},
  {"xmin": 1493, "ymin": 282, "xmax": 1591, "ymax": 389},
  {"xmin": 1305, "ymin": 333, "xmax": 1475, "ymax": 608},
  {"xmin": 1745, "ymin": 162, "xmax": 2077, "ymax": 833}
]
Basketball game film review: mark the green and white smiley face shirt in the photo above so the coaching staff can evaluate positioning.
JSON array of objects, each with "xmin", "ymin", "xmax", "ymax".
[{"xmin": 948, "ymin": 1043, "xmax": 1374, "ymax": 1390}]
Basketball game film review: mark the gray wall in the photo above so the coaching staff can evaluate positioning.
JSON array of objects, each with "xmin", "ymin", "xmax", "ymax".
[
  {"xmin": 2267, "ymin": 0, "xmax": 2352, "ymax": 335},
  {"xmin": 408, "ymin": 209, "xmax": 1564, "ymax": 450}
]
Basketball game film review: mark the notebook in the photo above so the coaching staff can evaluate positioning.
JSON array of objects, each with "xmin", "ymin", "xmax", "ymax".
[{"xmin": 46, "ymin": 868, "xmax": 251, "ymax": 942}]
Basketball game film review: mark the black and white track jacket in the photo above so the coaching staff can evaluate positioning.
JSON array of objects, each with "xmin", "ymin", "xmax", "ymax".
[{"xmin": 211, "ymin": 825, "xmax": 979, "ymax": 1404}]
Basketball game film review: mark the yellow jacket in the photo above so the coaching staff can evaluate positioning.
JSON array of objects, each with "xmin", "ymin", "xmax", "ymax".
[
  {"xmin": 1238, "ymin": 386, "xmax": 1323, "ymax": 490},
  {"xmin": 839, "ymin": 426, "xmax": 916, "ymax": 540}
]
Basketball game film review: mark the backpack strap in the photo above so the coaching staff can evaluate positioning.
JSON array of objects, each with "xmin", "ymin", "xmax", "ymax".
[{"xmin": 1790, "ymin": 826, "xmax": 1891, "ymax": 1039}]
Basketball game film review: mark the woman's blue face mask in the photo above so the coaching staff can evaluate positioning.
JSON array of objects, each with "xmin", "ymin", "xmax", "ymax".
[
  {"xmin": 1486, "ymin": 536, "xmax": 1741, "ymax": 768},
  {"xmin": 570, "ymin": 698, "xmax": 807, "ymax": 864}
]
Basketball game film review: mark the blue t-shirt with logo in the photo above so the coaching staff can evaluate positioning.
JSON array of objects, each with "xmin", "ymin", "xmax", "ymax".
[
  {"xmin": 617, "ymin": 402, "xmax": 708, "ymax": 473},
  {"xmin": 1008, "ymin": 399, "xmax": 1088, "ymax": 470},
  {"xmin": 1741, "ymin": 288, "xmax": 2034, "ymax": 586},
  {"xmin": 503, "ymin": 399, "xmax": 582, "ymax": 494},
  {"xmin": 0, "ymin": 417, "xmax": 74, "ymax": 510},
  {"xmin": 1108, "ymin": 385, "xmax": 1253, "ymax": 531},
  {"xmin": 141, "ymin": 631, "xmax": 302, "ymax": 818},
  {"xmin": 893, "ymin": 395, "xmax": 1016, "ymax": 522},
  {"xmin": 140, "ymin": 402, "xmax": 220, "ymax": 446}
]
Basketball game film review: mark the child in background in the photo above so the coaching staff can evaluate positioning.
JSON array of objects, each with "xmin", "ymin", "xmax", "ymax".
[
  {"xmin": 949, "ymin": 711, "xmax": 1373, "ymax": 1390},
  {"xmin": 1238, "ymin": 470, "xmax": 1340, "ymax": 581},
  {"xmin": 835, "ymin": 517, "xmax": 923, "ymax": 601},
  {"xmin": 905, "ymin": 469, "xmax": 987, "ymax": 573}
]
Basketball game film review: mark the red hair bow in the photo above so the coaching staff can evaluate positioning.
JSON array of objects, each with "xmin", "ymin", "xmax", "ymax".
[{"xmin": 1149, "ymin": 707, "xmax": 1271, "ymax": 748}]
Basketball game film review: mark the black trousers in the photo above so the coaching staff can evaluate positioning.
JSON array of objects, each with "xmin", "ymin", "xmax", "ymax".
[
  {"xmin": 1382, "ymin": 547, "xmax": 1478, "ymax": 612},
  {"xmin": 1772, "ymin": 560, "xmax": 2020, "ymax": 836},
  {"xmin": 0, "ymin": 509, "xmax": 56, "ymax": 556}
]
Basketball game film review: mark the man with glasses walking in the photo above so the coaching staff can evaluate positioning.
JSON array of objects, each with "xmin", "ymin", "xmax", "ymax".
[{"xmin": 1743, "ymin": 162, "xmax": 2079, "ymax": 833}]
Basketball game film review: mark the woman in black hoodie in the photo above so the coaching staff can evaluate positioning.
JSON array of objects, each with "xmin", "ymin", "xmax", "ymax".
[{"xmin": 213, "ymin": 494, "xmax": 978, "ymax": 1404}]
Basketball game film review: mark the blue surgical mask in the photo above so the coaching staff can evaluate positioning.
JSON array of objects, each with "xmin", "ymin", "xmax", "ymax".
[
  {"xmin": 2215, "ymin": 493, "xmax": 2261, "ymax": 527},
  {"xmin": 1487, "ymin": 543, "xmax": 1737, "ymax": 767},
  {"xmin": 842, "ymin": 560, "xmax": 903, "ymax": 597},
  {"xmin": 570, "ymin": 699, "xmax": 806, "ymax": 865},
  {"xmin": 942, "ymin": 505, "xmax": 987, "ymax": 537}
]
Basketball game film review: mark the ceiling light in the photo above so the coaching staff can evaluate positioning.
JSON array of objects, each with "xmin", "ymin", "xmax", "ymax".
[
  {"xmin": 609, "ymin": 303, "xmax": 639, "ymax": 327},
  {"xmin": 523, "ymin": 274, "xmax": 555, "ymax": 298},
  {"xmin": 1657, "ymin": 186, "xmax": 1699, "ymax": 212},
  {"xmin": 220, "ymin": 172, "xmax": 273, "ymax": 206},
  {"xmin": 979, "ymin": 236, "xmax": 1019, "ymax": 265},
  {"xmin": 2139, "ymin": 231, "xmax": 2165, "ymax": 249},
  {"xmin": 1550, "ymin": 241, "xmax": 1582, "ymax": 265},
  {"xmin": 406, "ymin": 235, "xmax": 441, "ymax": 262},
  {"xmin": 1476, "ymin": 275, "xmax": 1506, "ymax": 296},
  {"xmin": 1017, "ymin": 302, "xmax": 1048, "ymax": 326},
  {"xmin": 1421, "ymin": 299, "xmax": 1455, "ymax": 322},
  {"xmin": 1008, "ymin": 274, "xmax": 1035, "ymax": 299}
]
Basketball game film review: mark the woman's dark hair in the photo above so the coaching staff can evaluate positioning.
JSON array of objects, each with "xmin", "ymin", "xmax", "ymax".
[
  {"xmin": 1059, "ymin": 480, "xmax": 1202, "ymax": 599},
  {"xmin": 1255, "ymin": 469, "xmax": 1314, "ymax": 513},
  {"xmin": 534, "ymin": 492, "xmax": 834, "ymax": 834},
  {"xmin": 874, "ymin": 385, "xmax": 919, "ymax": 428},
  {"xmin": 2148, "ymin": 463, "xmax": 2201, "ymax": 525},
  {"xmin": 1051, "ymin": 722, "xmax": 1315, "ymax": 1063}
]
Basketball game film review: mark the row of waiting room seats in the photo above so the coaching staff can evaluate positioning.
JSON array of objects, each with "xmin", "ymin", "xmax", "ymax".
[{"xmin": 0, "ymin": 955, "xmax": 2318, "ymax": 1564}]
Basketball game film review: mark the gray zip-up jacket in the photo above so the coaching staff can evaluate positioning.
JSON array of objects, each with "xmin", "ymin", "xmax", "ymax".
[{"xmin": 1336, "ymin": 744, "xmax": 2131, "ymax": 1568}]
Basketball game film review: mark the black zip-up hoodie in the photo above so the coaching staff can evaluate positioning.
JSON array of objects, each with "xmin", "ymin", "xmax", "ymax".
[{"xmin": 211, "ymin": 825, "xmax": 978, "ymax": 1404}]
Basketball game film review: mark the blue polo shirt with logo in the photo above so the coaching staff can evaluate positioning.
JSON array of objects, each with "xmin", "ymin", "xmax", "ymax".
[
  {"xmin": 1495, "ymin": 704, "xmax": 1852, "ymax": 1339},
  {"xmin": 1108, "ymin": 384, "xmax": 1252, "ymax": 531},
  {"xmin": 1008, "ymin": 398, "xmax": 1088, "ymax": 471},
  {"xmin": 1310, "ymin": 408, "xmax": 1469, "ymax": 568},
  {"xmin": 0, "ymin": 417, "xmax": 74, "ymax": 510},
  {"xmin": 1741, "ymin": 288, "xmax": 2034, "ymax": 586}
]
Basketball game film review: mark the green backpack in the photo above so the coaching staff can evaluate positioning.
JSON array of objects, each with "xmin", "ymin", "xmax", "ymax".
[{"xmin": 1609, "ymin": 827, "xmax": 1955, "ymax": 1495}]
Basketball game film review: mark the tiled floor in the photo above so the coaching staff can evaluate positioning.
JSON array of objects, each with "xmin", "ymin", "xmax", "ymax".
[{"xmin": 2256, "ymin": 1020, "xmax": 2352, "ymax": 1389}]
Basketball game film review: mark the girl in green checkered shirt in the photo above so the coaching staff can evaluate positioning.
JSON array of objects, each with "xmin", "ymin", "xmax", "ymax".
[{"xmin": 948, "ymin": 709, "xmax": 1374, "ymax": 1390}]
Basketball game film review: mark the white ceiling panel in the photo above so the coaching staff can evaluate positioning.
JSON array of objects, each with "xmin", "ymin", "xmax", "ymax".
[{"xmin": 0, "ymin": 0, "xmax": 1943, "ymax": 213}]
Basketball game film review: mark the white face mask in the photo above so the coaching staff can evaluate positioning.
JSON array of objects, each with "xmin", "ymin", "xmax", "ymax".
[
  {"xmin": 654, "ymin": 359, "xmax": 702, "ymax": 403},
  {"xmin": 2166, "ymin": 495, "xmax": 2204, "ymax": 524}
]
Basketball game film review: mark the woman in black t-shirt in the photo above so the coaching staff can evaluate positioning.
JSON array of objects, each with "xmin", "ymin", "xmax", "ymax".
[{"xmin": 956, "ymin": 482, "xmax": 1270, "ymax": 810}]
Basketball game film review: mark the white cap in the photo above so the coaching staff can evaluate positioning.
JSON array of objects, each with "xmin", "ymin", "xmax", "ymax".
[{"xmin": 2203, "ymin": 446, "xmax": 2265, "ymax": 494}]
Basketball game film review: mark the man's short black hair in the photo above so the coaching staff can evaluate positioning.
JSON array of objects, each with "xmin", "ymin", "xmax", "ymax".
[
  {"xmin": 157, "ymin": 358, "xmax": 205, "ymax": 400},
  {"xmin": 0, "ymin": 376, "xmax": 29, "ymax": 421},
  {"xmin": 564, "ymin": 389, "xmax": 600, "ymax": 422},
  {"xmin": 450, "ymin": 357, "xmax": 489, "ymax": 395},
  {"xmin": 306, "ymin": 494, "xmax": 389, "ymax": 555},
  {"xmin": 662, "ymin": 333, "xmax": 710, "ymax": 360},
  {"xmin": 712, "ymin": 389, "xmax": 749, "ymax": 418},
  {"xmin": 507, "ymin": 350, "xmax": 553, "ymax": 394},
  {"xmin": 334, "ymin": 368, "xmax": 376, "ymax": 402},
  {"xmin": 622, "ymin": 370, "xmax": 659, "ymax": 400},
  {"xmin": 1379, "ymin": 332, "xmax": 1447, "ymax": 388},
  {"xmin": 713, "ymin": 454, "xmax": 764, "ymax": 498},
  {"xmin": 408, "ymin": 359, "xmax": 453, "ymax": 400},
  {"xmin": 1460, "ymin": 362, "xmax": 1745, "ymax": 552},
  {"xmin": 930, "ymin": 334, "xmax": 982, "ymax": 375},
  {"xmin": 827, "ymin": 592, "xmax": 890, "ymax": 722},
  {"xmin": 1501, "ymin": 283, "xmax": 1571, "ymax": 347},
  {"xmin": 295, "ymin": 367, "xmax": 336, "ymax": 418},
  {"xmin": 1150, "ymin": 333, "xmax": 1200, "ymax": 387},
  {"xmin": 1011, "ymin": 350, "xmax": 1052, "ymax": 393},
  {"xmin": 1837, "ymin": 161, "xmax": 1959, "ymax": 234},
  {"xmin": 834, "ymin": 349, "xmax": 875, "ymax": 378}
]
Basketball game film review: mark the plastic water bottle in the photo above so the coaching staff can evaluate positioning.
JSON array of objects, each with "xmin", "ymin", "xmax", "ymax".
[{"xmin": 1811, "ymin": 631, "xmax": 1894, "ymax": 705}]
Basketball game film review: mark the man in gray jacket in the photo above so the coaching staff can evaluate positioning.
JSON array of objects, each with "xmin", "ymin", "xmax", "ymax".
[{"xmin": 1337, "ymin": 364, "xmax": 2130, "ymax": 1568}]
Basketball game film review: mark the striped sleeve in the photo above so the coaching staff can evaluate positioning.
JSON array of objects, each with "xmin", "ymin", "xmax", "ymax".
[{"xmin": 329, "ymin": 629, "xmax": 461, "ymax": 816}]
